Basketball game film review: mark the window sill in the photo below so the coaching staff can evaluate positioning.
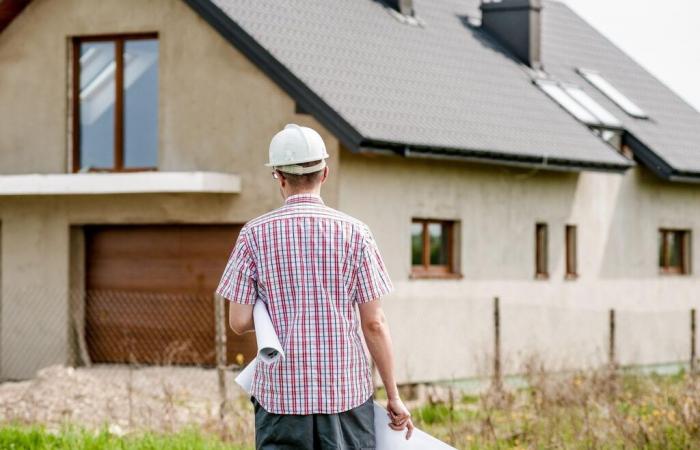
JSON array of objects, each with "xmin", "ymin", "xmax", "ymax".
[
  {"xmin": 409, "ymin": 271, "xmax": 463, "ymax": 280},
  {"xmin": 659, "ymin": 270, "xmax": 690, "ymax": 276},
  {"xmin": 0, "ymin": 171, "xmax": 241, "ymax": 195}
]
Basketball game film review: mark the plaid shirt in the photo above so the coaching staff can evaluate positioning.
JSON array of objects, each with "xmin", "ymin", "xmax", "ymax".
[{"xmin": 216, "ymin": 193, "xmax": 393, "ymax": 414}]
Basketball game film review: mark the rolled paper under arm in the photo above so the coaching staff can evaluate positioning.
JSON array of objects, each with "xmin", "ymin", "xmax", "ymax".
[{"xmin": 253, "ymin": 301, "xmax": 285, "ymax": 363}]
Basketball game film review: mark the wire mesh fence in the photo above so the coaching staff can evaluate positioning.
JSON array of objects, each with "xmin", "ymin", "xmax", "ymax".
[{"xmin": 0, "ymin": 288, "xmax": 698, "ymax": 440}]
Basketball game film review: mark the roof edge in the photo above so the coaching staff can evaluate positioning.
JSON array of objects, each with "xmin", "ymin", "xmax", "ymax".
[
  {"xmin": 182, "ymin": 0, "xmax": 364, "ymax": 150},
  {"xmin": 359, "ymin": 140, "xmax": 633, "ymax": 174},
  {"xmin": 624, "ymin": 133, "xmax": 700, "ymax": 183},
  {"xmin": 0, "ymin": 0, "xmax": 32, "ymax": 34}
]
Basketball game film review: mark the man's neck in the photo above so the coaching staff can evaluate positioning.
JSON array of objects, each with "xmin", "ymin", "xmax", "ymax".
[{"xmin": 285, "ymin": 189, "xmax": 321, "ymax": 199}]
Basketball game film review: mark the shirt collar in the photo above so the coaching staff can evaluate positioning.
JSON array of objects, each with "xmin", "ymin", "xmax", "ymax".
[{"xmin": 284, "ymin": 193, "xmax": 325, "ymax": 206}]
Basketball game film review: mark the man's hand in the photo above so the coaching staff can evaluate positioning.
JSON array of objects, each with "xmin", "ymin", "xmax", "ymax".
[
  {"xmin": 386, "ymin": 397, "xmax": 414, "ymax": 439},
  {"xmin": 359, "ymin": 300, "xmax": 413, "ymax": 439}
]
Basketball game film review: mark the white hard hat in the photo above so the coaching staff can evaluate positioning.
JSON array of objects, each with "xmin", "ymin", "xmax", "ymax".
[{"xmin": 266, "ymin": 124, "xmax": 330, "ymax": 175}]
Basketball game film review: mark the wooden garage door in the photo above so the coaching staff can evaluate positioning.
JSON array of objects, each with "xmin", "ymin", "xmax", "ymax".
[{"xmin": 85, "ymin": 225, "xmax": 257, "ymax": 366}]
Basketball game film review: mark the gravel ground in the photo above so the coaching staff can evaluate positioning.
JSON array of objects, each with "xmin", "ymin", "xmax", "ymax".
[{"xmin": 0, "ymin": 365, "xmax": 254, "ymax": 443}]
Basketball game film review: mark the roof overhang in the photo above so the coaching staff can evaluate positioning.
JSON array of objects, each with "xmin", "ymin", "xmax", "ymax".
[
  {"xmin": 0, "ymin": 0, "xmax": 31, "ymax": 33},
  {"xmin": 183, "ymin": 0, "xmax": 634, "ymax": 175},
  {"xmin": 359, "ymin": 140, "xmax": 633, "ymax": 174},
  {"xmin": 624, "ymin": 133, "xmax": 700, "ymax": 183},
  {"xmin": 182, "ymin": 0, "xmax": 364, "ymax": 152},
  {"xmin": 0, "ymin": 171, "xmax": 241, "ymax": 195}
]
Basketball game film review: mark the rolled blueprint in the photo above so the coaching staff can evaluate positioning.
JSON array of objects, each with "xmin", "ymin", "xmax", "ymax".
[
  {"xmin": 234, "ymin": 356, "xmax": 256, "ymax": 391},
  {"xmin": 235, "ymin": 302, "xmax": 456, "ymax": 450},
  {"xmin": 253, "ymin": 301, "xmax": 285, "ymax": 363}
]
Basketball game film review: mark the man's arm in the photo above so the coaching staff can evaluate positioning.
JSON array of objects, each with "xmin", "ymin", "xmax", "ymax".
[
  {"xmin": 216, "ymin": 227, "xmax": 257, "ymax": 335},
  {"xmin": 228, "ymin": 302, "xmax": 255, "ymax": 335},
  {"xmin": 359, "ymin": 299, "xmax": 414, "ymax": 439}
]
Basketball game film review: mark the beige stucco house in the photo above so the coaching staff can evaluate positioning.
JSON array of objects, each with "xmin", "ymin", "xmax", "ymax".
[{"xmin": 1, "ymin": 0, "xmax": 699, "ymax": 384}]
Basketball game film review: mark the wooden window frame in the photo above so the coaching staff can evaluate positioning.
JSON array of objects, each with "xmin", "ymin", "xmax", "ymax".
[
  {"xmin": 535, "ymin": 222, "xmax": 548, "ymax": 279},
  {"xmin": 71, "ymin": 33, "xmax": 159, "ymax": 173},
  {"xmin": 410, "ymin": 219, "xmax": 459, "ymax": 279},
  {"xmin": 565, "ymin": 224, "xmax": 578, "ymax": 279},
  {"xmin": 659, "ymin": 229, "xmax": 691, "ymax": 275}
]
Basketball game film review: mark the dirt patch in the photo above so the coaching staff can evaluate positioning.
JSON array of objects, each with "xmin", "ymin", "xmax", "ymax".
[{"xmin": 0, "ymin": 365, "xmax": 254, "ymax": 443}]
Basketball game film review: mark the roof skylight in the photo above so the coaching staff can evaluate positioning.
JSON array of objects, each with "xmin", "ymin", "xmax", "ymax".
[
  {"xmin": 564, "ymin": 86, "xmax": 622, "ymax": 128},
  {"xmin": 577, "ymin": 68, "xmax": 648, "ymax": 119},
  {"xmin": 535, "ymin": 79, "xmax": 622, "ymax": 129},
  {"xmin": 536, "ymin": 80, "xmax": 598, "ymax": 125}
]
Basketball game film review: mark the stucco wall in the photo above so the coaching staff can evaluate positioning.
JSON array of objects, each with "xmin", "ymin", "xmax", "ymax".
[
  {"xmin": 339, "ymin": 152, "xmax": 700, "ymax": 383},
  {"xmin": 0, "ymin": 0, "xmax": 339, "ymax": 379},
  {"xmin": 0, "ymin": 0, "xmax": 697, "ymax": 385},
  {"xmin": 0, "ymin": 0, "xmax": 340, "ymax": 206}
]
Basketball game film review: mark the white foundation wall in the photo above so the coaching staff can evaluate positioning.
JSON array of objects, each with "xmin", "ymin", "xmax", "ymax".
[{"xmin": 339, "ymin": 152, "xmax": 700, "ymax": 384}]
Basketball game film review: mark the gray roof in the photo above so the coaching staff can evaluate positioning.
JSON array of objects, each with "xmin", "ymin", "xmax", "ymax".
[
  {"xmin": 541, "ymin": 1, "xmax": 700, "ymax": 179},
  {"xmin": 185, "ymin": 0, "xmax": 641, "ymax": 172}
]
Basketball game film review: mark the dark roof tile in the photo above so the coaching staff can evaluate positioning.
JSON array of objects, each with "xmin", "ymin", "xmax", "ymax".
[{"xmin": 205, "ymin": 0, "xmax": 631, "ymax": 171}]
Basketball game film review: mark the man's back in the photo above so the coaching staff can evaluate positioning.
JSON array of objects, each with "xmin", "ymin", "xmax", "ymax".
[{"xmin": 216, "ymin": 193, "xmax": 393, "ymax": 414}]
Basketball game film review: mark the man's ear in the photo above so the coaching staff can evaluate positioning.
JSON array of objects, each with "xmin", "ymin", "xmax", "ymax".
[
  {"xmin": 321, "ymin": 166, "xmax": 329, "ymax": 183},
  {"xmin": 277, "ymin": 171, "xmax": 287, "ymax": 188}
]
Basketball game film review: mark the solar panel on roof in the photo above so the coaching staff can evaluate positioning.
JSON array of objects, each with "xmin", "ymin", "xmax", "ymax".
[{"xmin": 577, "ymin": 68, "xmax": 648, "ymax": 119}]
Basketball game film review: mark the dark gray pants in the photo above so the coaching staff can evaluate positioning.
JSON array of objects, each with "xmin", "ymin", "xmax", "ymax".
[{"xmin": 251, "ymin": 395, "xmax": 375, "ymax": 450}]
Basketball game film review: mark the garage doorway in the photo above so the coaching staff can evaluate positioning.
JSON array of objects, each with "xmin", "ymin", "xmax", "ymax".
[{"xmin": 84, "ymin": 225, "xmax": 257, "ymax": 366}]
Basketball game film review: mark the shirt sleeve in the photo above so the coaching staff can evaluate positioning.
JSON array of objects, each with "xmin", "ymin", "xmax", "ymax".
[
  {"xmin": 215, "ymin": 228, "xmax": 258, "ymax": 305},
  {"xmin": 355, "ymin": 227, "xmax": 394, "ymax": 303}
]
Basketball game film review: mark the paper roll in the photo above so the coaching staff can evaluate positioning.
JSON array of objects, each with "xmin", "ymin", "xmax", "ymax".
[
  {"xmin": 253, "ymin": 301, "xmax": 285, "ymax": 363},
  {"xmin": 373, "ymin": 402, "xmax": 456, "ymax": 449},
  {"xmin": 235, "ymin": 357, "xmax": 256, "ymax": 392}
]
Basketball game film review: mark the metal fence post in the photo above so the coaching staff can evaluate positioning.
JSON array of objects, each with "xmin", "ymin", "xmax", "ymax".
[
  {"xmin": 608, "ymin": 308, "xmax": 616, "ymax": 370},
  {"xmin": 214, "ymin": 294, "xmax": 228, "ymax": 422},
  {"xmin": 691, "ymin": 308, "xmax": 697, "ymax": 374},
  {"xmin": 493, "ymin": 296, "xmax": 502, "ymax": 389}
]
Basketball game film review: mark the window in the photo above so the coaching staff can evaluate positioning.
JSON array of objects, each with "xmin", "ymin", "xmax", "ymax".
[
  {"xmin": 535, "ymin": 79, "xmax": 622, "ymax": 129},
  {"xmin": 592, "ymin": 128, "xmax": 626, "ymax": 153},
  {"xmin": 411, "ymin": 219, "xmax": 457, "ymax": 277},
  {"xmin": 72, "ymin": 34, "xmax": 159, "ymax": 172},
  {"xmin": 659, "ymin": 229, "xmax": 691, "ymax": 275},
  {"xmin": 535, "ymin": 223, "xmax": 548, "ymax": 278},
  {"xmin": 565, "ymin": 225, "xmax": 577, "ymax": 278},
  {"xmin": 564, "ymin": 86, "xmax": 622, "ymax": 128},
  {"xmin": 577, "ymin": 68, "xmax": 648, "ymax": 119}
]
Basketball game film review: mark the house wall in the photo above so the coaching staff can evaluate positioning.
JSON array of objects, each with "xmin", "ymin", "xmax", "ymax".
[
  {"xmin": 0, "ymin": 0, "xmax": 697, "ymax": 385},
  {"xmin": 0, "ymin": 0, "xmax": 339, "ymax": 379},
  {"xmin": 339, "ymin": 152, "xmax": 700, "ymax": 383}
]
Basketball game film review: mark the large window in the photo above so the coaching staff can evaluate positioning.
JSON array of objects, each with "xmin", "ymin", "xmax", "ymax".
[
  {"xmin": 535, "ymin": 223, "xmax": 548, "ymax": 279},
  {"xmin": 411, "ymin": 219, "xmax": 457, "ymax": 278},
  {"xmin": 659, "ymin": 229, "xmax": 691, "ymax": 275},
  {"xmin": 72, "ymin": 34, "xmax": 159, "ymax": 172}
]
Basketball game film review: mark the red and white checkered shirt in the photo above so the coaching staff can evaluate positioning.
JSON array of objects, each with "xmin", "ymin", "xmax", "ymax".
[{"xmin": 216, "ymin": 193, "xmax": 393, "ymax": 414}]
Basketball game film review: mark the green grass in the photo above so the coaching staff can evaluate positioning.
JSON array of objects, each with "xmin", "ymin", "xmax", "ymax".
[
  {"xmin": 414, "ymin": 367, "xmax": 700, "ymax": 449},
  {"xmin": 4, "ymin": 368, "xmax": 700, "ymax": 449},
  {"xmin": 0, "ymin": 425, "xmax": 251, "ymax": 450}
]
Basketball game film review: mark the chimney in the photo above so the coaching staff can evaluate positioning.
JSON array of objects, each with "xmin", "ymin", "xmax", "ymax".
[
  {"xmin": 480, "ymin": 0, "xmax": 542, "ymax": 69},
  {"xmin": 386, "ymin": 0, "xmax": 414, "ymax": 16}
]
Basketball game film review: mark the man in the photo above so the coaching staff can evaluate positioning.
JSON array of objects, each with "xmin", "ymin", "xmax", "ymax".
[{"xmin": 216, "ymin": 124, "xmax": 414, "ymax": 449}]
